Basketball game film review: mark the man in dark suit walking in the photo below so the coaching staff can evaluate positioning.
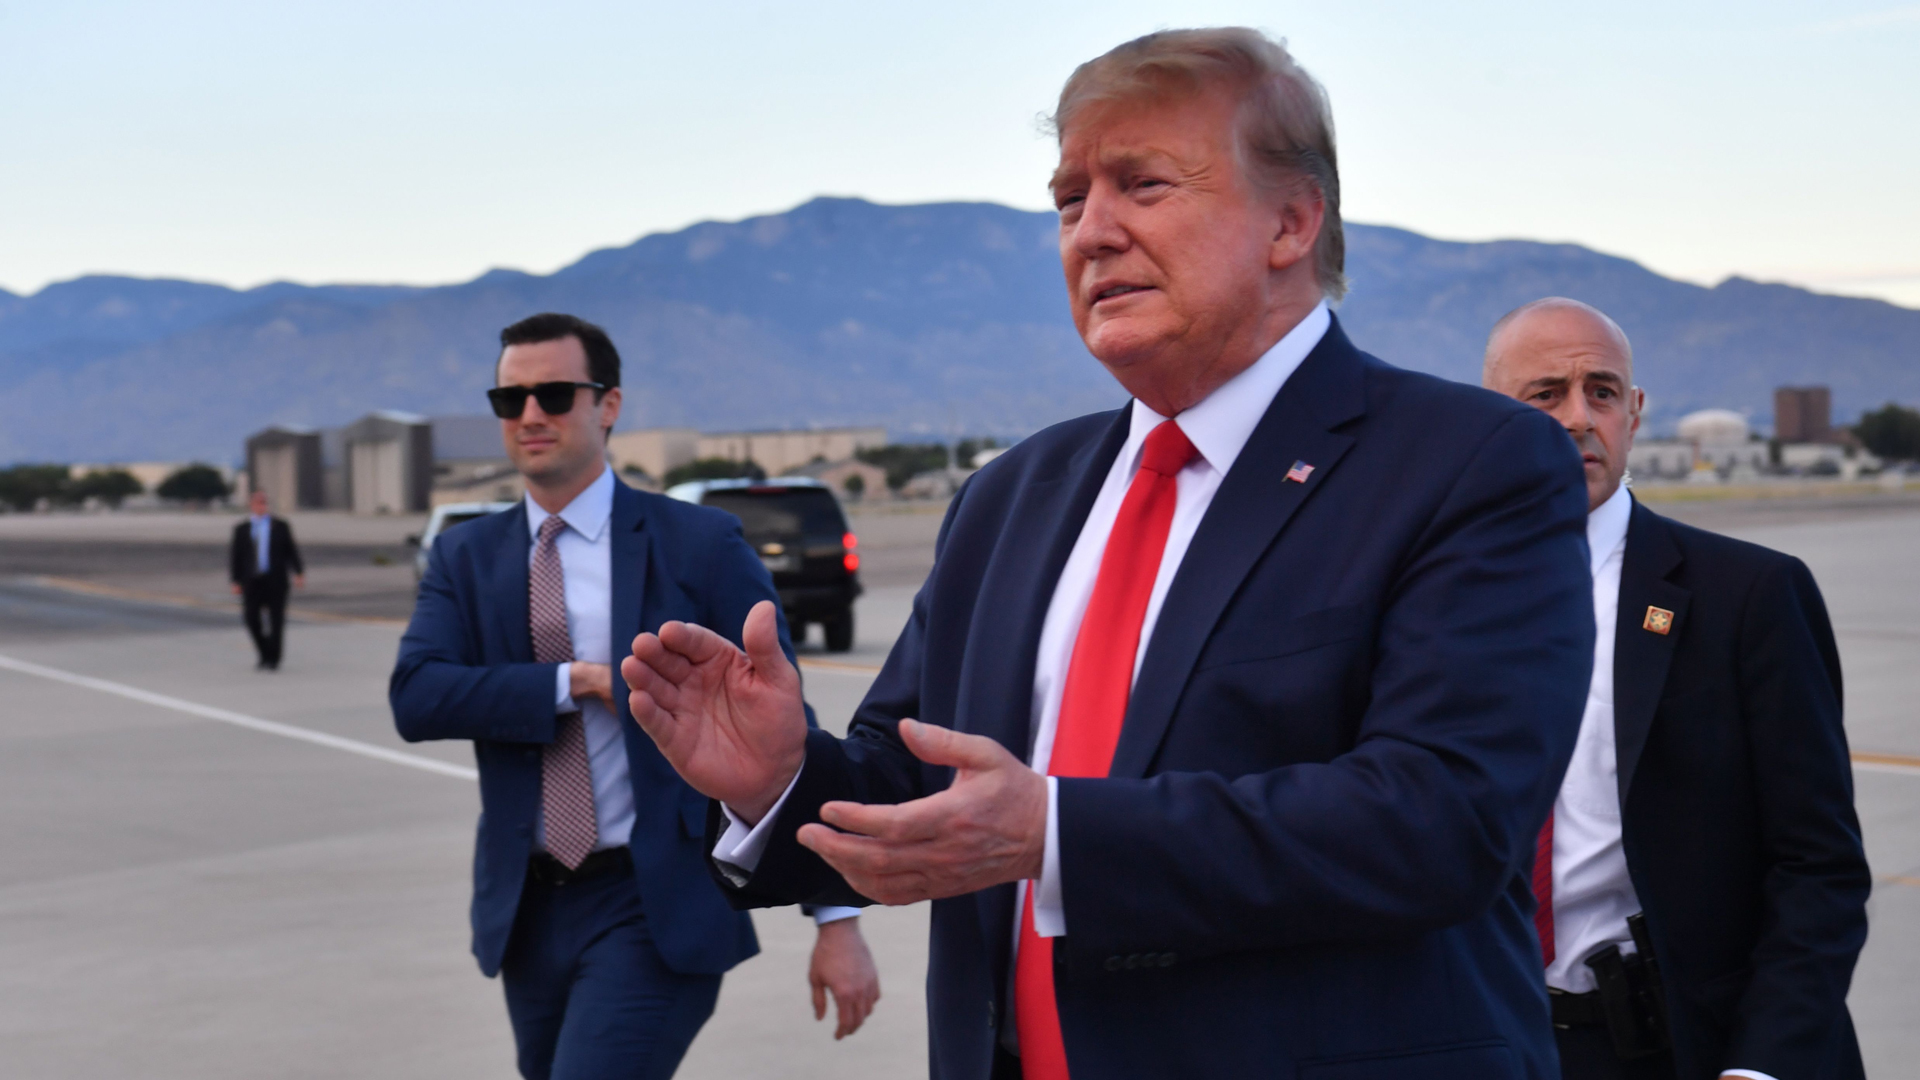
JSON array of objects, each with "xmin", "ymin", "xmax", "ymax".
[
  {"xmin": 390, "ymin": 313, "xmax": 879, "ymax": 1080},
  {"xmin": 621, "ymin": 30, "xmax": 1595, "ymax": 1080},
  {"xmin": 229, "ymin": 489, "xmax": 303, "ymax": 670},
  {"xmin": 1484, "ymin": 298, "xmax": 1870, "ymax": 1080}
]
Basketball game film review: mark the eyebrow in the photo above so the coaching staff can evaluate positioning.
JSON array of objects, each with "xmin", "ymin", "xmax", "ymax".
[{"xmin": 1048, "ymin": 148, "xmax": 1175, "ymax": 195}]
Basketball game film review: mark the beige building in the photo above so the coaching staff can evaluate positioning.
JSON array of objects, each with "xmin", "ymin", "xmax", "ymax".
[
  {"xmin": 607, "ymin": 426, "xmax": 888, "ymax": 480},
  {"xmin": 784, "ymin": 458, "xmax": 890, "ymax": 502}
]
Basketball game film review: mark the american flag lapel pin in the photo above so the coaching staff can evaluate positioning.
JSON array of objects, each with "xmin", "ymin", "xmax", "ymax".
[
  {"xmin": 1643, "ymin": 606, "xmax": 1674, "ymax": 635},
  {"xmin": 1285, "ymin": 460, "xmax": 1315, "ymax": 484}
]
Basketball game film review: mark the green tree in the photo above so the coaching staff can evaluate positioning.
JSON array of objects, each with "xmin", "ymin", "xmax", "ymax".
[
  {"xmin": 855, "ymin": 444, "xmax": 949, "ymax": 491},
  {"xmin": 71, "ymin": 469, "xmax": 144, "ymax": 508},
  {"xmin": 0, "ymin": 464, "xmax": 72, "ymax": 511},
  {"xmin": 663, "ymin": 457, "xmax": 766, "ymax": 487},
  {"xmin": 156, "ymin": 463, "xmax": 231, "ymax": 504},
  {"xmin": 842, "ymin": 472, "xmax": 866, "ymax": 499},
  {"xmin": 1854, "ymin": 403, "xmax": 1920, "ymax": 461}
]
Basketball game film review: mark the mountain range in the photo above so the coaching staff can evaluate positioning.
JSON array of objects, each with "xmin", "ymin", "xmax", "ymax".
[{"xmin": 2, "ymin": 196, "xmax": 1916, "ymax": 465}]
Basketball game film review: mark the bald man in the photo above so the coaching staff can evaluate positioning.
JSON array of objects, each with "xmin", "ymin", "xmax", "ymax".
[{"xmin": 1485, "ymin": 299, "xmax": 1870, "ymax": 1080}]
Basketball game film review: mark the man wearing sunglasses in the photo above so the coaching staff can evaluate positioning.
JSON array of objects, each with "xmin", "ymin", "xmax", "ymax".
[{"xmin": 390, "ymin": 312, "xmax": 880, "ymax": 1080}]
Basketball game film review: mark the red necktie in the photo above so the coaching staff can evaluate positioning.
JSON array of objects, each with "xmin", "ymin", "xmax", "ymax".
[
  {"xmin": 1532, "ymin": 812, "xmax": 1555, "ymax": 966},
  {"xmin": 1016, "ymin": 420, "xmax": 1197, "ymax": 1080}
]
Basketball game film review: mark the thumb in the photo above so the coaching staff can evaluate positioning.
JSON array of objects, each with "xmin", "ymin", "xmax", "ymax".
[
  {"xmin": 898, "ymin": 718, "xmax": 1009, "ymax": 772},
  {"xmin": 741, "ymin": 600, "xmax": 794, "ymax": 678}
]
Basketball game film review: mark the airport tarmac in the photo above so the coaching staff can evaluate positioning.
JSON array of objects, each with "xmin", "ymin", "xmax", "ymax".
[{"xmin": 1, "ymin": 494, "xmax": 1916, "ymax": 1078}]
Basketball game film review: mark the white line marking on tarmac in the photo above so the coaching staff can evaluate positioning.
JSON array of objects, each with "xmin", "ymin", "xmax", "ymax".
[{"xmin": 0, "ymin": 652, "xmax": 478, "ymax": 781}]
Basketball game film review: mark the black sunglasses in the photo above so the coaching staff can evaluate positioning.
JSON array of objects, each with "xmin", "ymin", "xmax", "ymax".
[{"xmin": 486, "ymin": 381, "xmax": 606, "ymax": 419}]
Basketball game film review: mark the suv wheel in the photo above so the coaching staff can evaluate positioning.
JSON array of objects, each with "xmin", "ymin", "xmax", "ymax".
[{"xmin": 824, "ymin": 609, "xmax": 854, "ymax": 653}]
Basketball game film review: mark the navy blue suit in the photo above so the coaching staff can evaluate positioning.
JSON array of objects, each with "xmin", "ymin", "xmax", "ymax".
[
  {"xmin": 391, "ymin": 478, "xmax": 802, "ymax": 1076},
  {"xmin": 722, "ymin": 319, "xmax": 1596, "ymax": 1079},
  {"xmin": 1600, "ymin": 500, "xmax": 1868, "ymax": 1079}
]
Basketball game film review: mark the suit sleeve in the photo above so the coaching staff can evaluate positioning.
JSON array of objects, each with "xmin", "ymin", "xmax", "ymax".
[
  {"xmin": 229, "ymin": 526, "xmax": 246, "ymax": 585},
  {"xmin": 388, "ymin": 538, "xmax": 559, "ymax": 744},
  {"xmin": 1054, "ymin": 408, "xmax": 1594, "ymax": 964},
  {"xmin": 281, "ymin": 521, "xmax": 304, "ymax": 576},
  {"xmin": 1722, "ymin": 556, "xmax": 1871, "ymax": 1076},
  {"xmin": 706, "ymin": 488, "xmax": 964, "ymax": 910}
]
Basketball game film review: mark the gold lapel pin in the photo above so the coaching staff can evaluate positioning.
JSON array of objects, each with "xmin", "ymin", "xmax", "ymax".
[{"xmin": 1643, "ymin": 606, "xmax": 1674, "ymax": 635}]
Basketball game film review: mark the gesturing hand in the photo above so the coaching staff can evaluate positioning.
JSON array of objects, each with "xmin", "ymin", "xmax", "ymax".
[
  {"xmin": 623, "ymin": 600, "xmax": 808, "ymax": 823},
  {"xmin": 796, "ymin": 719, "xmax": 1047, "ymax": 905}
]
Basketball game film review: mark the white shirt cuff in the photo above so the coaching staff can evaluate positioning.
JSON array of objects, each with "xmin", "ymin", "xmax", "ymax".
[
  {"xmin": 554, "ymin": 662, "xmax": 576, "ymax": 713},
  {"xmin": 1032, "ymin": 776, "xmax": 1065, "ymax": 937},
  {"xmin": 812, "ymin": 906, "xmax": 860, "ymax": 925},
  {"xmin": 712, "ymin": 765, "xmax": 806, "ymax": 875},
  {"xmin": 1721, "ymin": 1072, "xmax": 1780, "ymax": 1080}
]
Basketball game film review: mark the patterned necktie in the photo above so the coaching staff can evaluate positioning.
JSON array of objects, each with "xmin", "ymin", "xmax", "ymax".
[
  {"xmin": 531, "ymin": 514, "xmax": 598, "ymax": 870},
  {"xmin": 1016, "ymin": 419, "xmax": 1198, "ymax": 1080},
  {"xmin": 1533, "ymin": 812, "xmax": 1555, "ymax": 966}
]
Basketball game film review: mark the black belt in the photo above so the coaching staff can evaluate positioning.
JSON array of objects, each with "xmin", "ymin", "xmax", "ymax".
[
  {"xmin": 527, "ymin": 845, "xmax": 631, "ymax": 887},
  {"xmin": 1549, "ymin": 987, "xmax": 1610, "ymax": 1029}
]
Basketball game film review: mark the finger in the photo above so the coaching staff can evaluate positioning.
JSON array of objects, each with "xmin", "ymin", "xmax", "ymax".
[
  {"xmin": 819, "ymin": 798, "xmax": 941, "ymax": 843},
  {"xmin": 898, "ymin": 718, "xmax": 1015, "ymax": 772},
  {"xmin": 621, "ymin": 658, "xmax": 685, "ymax": 716},
  {"xmin": 835, "ymin": 989, "xmax": 852, "ymax": 1039},
  {"xmin": 811, "ymin": 976, "xmax": 826, "ymax": 1021},
  {"xmin": 740, "ymin": 601, "xmax": 796, "ymax": 681},
  {"xmin": 629, "ymin": 631, "xmax": 694, "ymax": 685},
  {"xmin": 656, "ymin": 618, "xmax": 737, "ymax": 668}
]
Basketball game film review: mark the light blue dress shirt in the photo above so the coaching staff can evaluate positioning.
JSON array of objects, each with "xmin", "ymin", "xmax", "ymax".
[{"xmin": 250, "ymin": 514, "xmax": 272, "ymax": 574}]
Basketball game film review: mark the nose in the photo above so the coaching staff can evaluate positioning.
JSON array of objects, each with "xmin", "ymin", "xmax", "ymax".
[
  {"xmin": 1069, "ymin": 182, "xmax": 1131, "ymax": 262},
  {"xmin": 1560, "ymin": 394, "xmax": 1596, "ymax": 436}
]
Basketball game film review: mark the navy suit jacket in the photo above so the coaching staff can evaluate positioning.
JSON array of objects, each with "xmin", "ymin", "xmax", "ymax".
[
  {"xmin": 391, "ymin": 477, "xmax": 804, "ymax": 977},
  {"xmin": 1613, "ymin": 500, "xmax": 1869, "ymax": 1079},
  {"xmin": 721, "ymin": 320, "xmax": 1596, "ymax": 1079}
]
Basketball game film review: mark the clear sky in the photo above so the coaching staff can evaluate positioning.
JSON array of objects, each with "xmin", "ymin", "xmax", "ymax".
[{"xmin": 3, "ymin": 0, "xmax": 1916, "ymax": 305}]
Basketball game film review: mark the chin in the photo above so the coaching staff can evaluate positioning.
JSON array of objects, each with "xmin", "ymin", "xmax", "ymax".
[{"xmin": 1082, "ymin": 318, "xmax": 1175, "ymax": 370}]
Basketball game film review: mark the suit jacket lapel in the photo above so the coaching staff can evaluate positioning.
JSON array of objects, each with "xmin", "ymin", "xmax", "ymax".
[
  {"xmin": 1613, "ymin": 499, "xmax": 1687, "ymax": 805},
  {"xmin": 1108, "ymin": 319, "xmax": 1366, "ymax": 779},
  {"xmin": 609, "ymin": 480, "xmax": 650, "ymax": 724},
  {"xmin": 968, "ymin": 406, "xmax": 1130, "ymax": 985},
  {"xmin": 494, "ymin": 501, "xmax": 535, "ymax": 663}
]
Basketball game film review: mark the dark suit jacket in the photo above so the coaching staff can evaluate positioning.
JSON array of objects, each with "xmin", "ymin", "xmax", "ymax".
[
  {"xmin": 229, "ymin": 517, "xmax": 303, "ymax": 588},
  {"xmin": 1613, "ymin": 500, "xmax": 1869, "ymax": 1079},
  {"xmin": 721, "ymin": 320, "xmax": 1596, "ymax": 1079},
  {"xmin": 389, "ymin": 478, "xmax": 806, "ymax": 977}
]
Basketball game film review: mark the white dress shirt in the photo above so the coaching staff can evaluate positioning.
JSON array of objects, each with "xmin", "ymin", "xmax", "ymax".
[
  {"xmin": 540, "ymin": 467, "xmax": 856, "ymax": 925},
  {"xmin": 1551, "ymin": 486, "xmax": 1775, "ymax": 1080},
  {"xmin": 714, "ymin": 301, "xmax": 1331, "ymax": 940}
]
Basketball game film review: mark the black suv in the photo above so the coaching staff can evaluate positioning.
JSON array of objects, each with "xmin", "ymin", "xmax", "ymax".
[{"xmin": 667, "ymin": 478, "xmax": 862, "ymax": 652}]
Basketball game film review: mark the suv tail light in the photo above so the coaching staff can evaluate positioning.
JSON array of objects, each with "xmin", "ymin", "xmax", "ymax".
[{"xmin": 843, "ymin": 532, "xmax": 860, "ymax": 573}]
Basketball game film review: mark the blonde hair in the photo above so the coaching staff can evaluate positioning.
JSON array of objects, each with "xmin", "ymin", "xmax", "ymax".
[{"xmin": 1051, "ymin": 28, "xmax": 1346, "ymax": 300}]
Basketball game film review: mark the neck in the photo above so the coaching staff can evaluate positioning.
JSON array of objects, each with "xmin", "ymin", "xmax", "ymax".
[
  {"xmin": 526, "ymin": 458, "xmax": 606, "ymax": 515},
  {"xmin": 1119, "ymin": 288, "xmax": 1322, "ymax": 417}
]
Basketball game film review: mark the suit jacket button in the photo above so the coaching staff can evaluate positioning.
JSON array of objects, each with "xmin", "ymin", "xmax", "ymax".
[
  {"xmin": 987, "ymin": 1000, "xmax": 996, "ymax": 1028},
  {"xmin": 1104, "ymin": 956, "xmax": 1121, "ymax": 972},
  {"xmin": 1159, "ymin": 953, "xmax": 1176, "ymax": 967},
  {"xmin": 1125, "ymin": 954, "xmax": 1141, "ymax": 970}
]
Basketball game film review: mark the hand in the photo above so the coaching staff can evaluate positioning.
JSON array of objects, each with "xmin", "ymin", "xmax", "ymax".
[
  {"xmin": 230, "ymin": 583, "xmax": 242, "ymax": 595},
  {"xmin": 567, "ymin": 662, "xmax": 617, "ymax": 711},
  {"xmin": 293, "ymin": 574, "xmax": 305, "ymax": 590},
  {"xmin": 623, "ymin": 600, "xmax": 808, "ymax": 823},
  {"xmin": 809, "ymin": 917, "xmax": 880, "ymax": 1039},
  {"xmin": 796, "ymin": 719, "xmax": 1046, "ymax": 905}
]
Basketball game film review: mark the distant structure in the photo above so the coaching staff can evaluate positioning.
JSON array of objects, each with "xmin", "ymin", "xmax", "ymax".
[
  {"xmin": 606, "ymin": 426, "xmax": 888, "ymax": 481},
  {"xmin": 246, "ymin": 426, "xmax": 326, "ymax": 510},
  {"xmin": 1774, "ymin": 386, "xmax": 1833, "ymax": 444},
  {"xmin": 1675, "ymin": 408, "xmax": 1767, "ymax": 479},
  {"xmin": 339, "ymin": 411, "xmax": 433, "ymax": 514}
]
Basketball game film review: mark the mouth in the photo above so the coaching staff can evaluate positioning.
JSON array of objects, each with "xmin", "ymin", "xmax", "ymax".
[{"xmin": 1091, "ymin": 283, "xmax": 1152, "ymax": 305}]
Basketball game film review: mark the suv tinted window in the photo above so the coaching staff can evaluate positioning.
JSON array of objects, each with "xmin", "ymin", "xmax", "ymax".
[{"xmin": 703, "ymin": 488, "xmax": 847, "ymax": 539}]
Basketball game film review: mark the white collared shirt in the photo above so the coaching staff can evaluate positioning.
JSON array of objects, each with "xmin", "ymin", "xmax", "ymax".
[{"xmin": 711, "ymin": 301, "xmax": 1331, "ymax": 941}]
